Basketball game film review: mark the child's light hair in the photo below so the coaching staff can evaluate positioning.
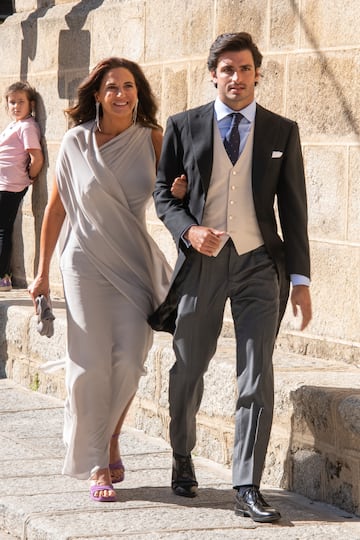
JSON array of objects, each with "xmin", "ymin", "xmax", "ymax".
[{"xmin": 4, "ymin": 81, "xmax": 37, "ymax": 114}]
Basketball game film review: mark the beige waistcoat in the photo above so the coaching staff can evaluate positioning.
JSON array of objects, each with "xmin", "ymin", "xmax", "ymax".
[{"xmin": 201, "ymin": 120, "xmax": 264, "ymax": 256}]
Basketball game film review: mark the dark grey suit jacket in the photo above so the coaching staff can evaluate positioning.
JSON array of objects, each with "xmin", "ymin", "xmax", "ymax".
[{"xmin": 149, "ymin": 101, "xmax": 310, "ymax": 333}]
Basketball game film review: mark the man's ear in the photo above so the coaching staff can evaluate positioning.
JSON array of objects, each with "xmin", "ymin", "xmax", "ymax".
[{"xmin": 210, "ymin": 70, "xmax": 217, "ymax": 88}]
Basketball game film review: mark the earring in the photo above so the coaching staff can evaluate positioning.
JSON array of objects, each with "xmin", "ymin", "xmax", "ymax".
[
  {"xmin": 95, "ymin": 101, "xmax": 102, "ymax": 132},
  {"xmin": 132, "ymin": 99, "xmax": 138, "ymax": 125}
]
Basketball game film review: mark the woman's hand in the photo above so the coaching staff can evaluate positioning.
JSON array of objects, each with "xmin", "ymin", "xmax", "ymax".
[
  {"xmin": 171, "ymin": 174, "xmax": 187, "ymax": 200},
  {"xmin": 28, "ymin": 275, "xmax": 50, "ymax": 312}
]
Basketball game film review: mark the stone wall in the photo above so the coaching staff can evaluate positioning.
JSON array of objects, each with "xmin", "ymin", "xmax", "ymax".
[{"xmin": 0, "ymin": 0, "xmax": 359, "ymax": 361}]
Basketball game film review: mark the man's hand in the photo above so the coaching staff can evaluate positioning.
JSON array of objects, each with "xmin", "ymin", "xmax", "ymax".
[
  {"xmin": 185, "ymin": 225, "xmax": 226, "ymax": 257},
  {"xmin": 290, "ymin": 285, "xmax": 312, "ymax": 331}
]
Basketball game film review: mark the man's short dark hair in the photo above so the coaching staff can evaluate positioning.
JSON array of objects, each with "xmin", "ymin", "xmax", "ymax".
[{"xmin": 207, "ymin": 32, "xmax": 263, "ymax": 72}]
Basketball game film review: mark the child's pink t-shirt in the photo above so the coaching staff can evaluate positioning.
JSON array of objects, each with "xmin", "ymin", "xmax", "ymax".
[{"xmin": 0, "ymin": 116, "xmax": 42, "ymax": 192}]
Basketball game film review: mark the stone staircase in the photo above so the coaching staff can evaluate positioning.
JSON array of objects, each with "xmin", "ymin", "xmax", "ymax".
[{"xmin": 1, "ymin": 290, "xmax": 359, "ymax": 516}]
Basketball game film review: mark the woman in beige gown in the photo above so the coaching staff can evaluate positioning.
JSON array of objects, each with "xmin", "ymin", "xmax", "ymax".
[{"xmin": 28, "ymin": 58, "xmax": 185, "ymax": 502}]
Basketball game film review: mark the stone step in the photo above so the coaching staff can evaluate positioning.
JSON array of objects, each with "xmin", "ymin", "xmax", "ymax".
[{"xmin": 1, "ymin": 290, "xmax": 359, "ymax": 516}]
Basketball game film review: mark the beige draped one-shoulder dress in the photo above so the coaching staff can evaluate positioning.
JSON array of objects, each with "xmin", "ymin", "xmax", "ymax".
[{"xmin": 55, "ymin": 121, "xmax": 172, "ymax": 479}]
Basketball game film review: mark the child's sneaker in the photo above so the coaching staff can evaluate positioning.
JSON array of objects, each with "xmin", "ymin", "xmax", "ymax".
[{"xmin": 0, "ymin": 274, "xmax": 12, "ymax": 291}]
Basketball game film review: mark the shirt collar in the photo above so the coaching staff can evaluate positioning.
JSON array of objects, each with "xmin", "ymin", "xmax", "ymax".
[{"xmin": 214, "ymin": 97, "xmax": 256, "ymax": 123}]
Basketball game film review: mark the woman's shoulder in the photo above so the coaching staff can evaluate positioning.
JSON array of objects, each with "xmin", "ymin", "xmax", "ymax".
[
  {"xmin": 68, "ymin": 120, "xmax": 93, "ymax": 134},
  {"xmin": 150, "ymin": 126, "xmax": 162, "ymax": 140},
  {"xmin": 62, "ymin": 121, "xmax": 93, "ymax": 142},
  {"xmin": 150, "ymin": 126, "xmax": 162, "ymax": 147}
]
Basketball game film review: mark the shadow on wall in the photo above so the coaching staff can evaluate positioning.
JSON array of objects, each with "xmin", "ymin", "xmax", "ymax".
[
  {"xmin": 58, "ymin": 0, "xmax": 105, "ymax": 103},
  {"xmin": 14, "ymin": 0, "xmax": 105, "ymax": 285},
  {"xmin": 31, "ymin": 92, "xmax": 48, "ymax": 278},
  {"xmin": 20, "ymin": 1, "xmax": 55, "ymax": 81}
]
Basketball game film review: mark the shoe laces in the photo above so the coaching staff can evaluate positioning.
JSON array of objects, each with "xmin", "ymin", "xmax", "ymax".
[
  {"xmin": 176, "ymin": 457, "xmax": 194, "ymax": 479},
  {"xmin": 243, "ymin": 487, "xmax": 268, "ymax": 506}
]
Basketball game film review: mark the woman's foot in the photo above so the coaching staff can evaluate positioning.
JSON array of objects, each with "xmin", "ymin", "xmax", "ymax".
[
  {"xmin": 109, "ymin": 458, "xmax": 125, "ymax": 484},
  {"xmin": 110, "ymin": 432, "xmax": 125, "ymax": 484},
  {"xmin": 90, "ymin": 467, "xmax": 116, "ymax": 502},
  {"xmin": 0, "ymin": 275, "xmax": 12, "ymax": 291}
]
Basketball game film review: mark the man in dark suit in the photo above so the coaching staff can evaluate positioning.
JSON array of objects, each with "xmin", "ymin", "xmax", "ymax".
[{"xmin": 149, "ymin": 32, "xmax": 312, "ymax": 523}]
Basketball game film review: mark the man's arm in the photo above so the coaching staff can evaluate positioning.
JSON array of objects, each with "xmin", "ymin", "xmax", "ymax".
[
  {"xmin": 277, "ymin": 121, "xmax": 312, "ymax": 330},
  {"xmin": 153, "ymin": 116, "xmax": 199, "ymax": 249},
  {"xmin": 277, "ymin": 121, "xmax": 310, "ymax": 278}
]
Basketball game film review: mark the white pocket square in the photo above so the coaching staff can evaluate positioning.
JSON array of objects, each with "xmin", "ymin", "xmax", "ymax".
[{"xmin": 272, "ymin": 151, "xmax": 283, "ymax": 158}]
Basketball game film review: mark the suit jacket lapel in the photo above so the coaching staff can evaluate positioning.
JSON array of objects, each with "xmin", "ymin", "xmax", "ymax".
[
  {"xmin": 252, "ymin": 104, "xmax": 280, "ymax": 192},
  {"xmin": 188, "ymin": 102, "xmax": 214, "ymax": 194},
  {"xmin": 187, "ymin": 102, "xmax": 281, "ymax": 198}
]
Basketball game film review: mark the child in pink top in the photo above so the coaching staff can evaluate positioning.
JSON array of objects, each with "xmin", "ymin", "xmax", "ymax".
[{"xmin": 0, "ymin": 81, "xmax": 44, "ymax": 290}]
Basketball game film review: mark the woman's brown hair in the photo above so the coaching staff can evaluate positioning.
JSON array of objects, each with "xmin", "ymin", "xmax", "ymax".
[{"xmin": 65, "ymin": 57, "xmax": 161, "ymax": 129}]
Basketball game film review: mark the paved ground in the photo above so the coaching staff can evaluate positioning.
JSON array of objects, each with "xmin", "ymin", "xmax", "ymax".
[{"xmin": 0, "ymin": 379, "xmax": 359, "ymax": 539}]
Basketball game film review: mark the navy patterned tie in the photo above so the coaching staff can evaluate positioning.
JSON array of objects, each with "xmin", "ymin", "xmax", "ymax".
[{"xmin": 223, "ymin": 112, "xmax": 242, "ymax": 165}]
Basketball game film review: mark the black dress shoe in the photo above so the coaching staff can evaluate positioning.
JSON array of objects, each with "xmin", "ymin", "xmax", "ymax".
[
  {"xmin": 235, "ymin": 487, "xmax": 281, "ymax": 523},
  {"xmin": 172, "ymin": 455, "xmax": 198, "ymax": 498}
]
